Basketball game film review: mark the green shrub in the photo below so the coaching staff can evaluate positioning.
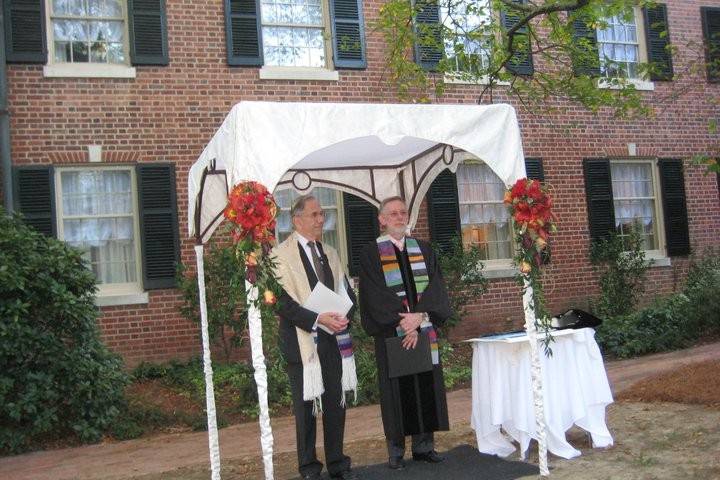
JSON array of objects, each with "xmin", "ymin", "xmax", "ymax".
[
  {"xmin": 595, "ymin": 293, "xmax": 695, "ymax": 358},
  {"xmin": 435, "ymin": 237, "xmax": 489, "ymax": 330},
  {"xmin": 683, "ymin": 249, "xmax": 720, "ymax": 336},
  {"xmin": 589, "ymin": 230, "xmax": 651, "ymax": 319},
  {"xmin": 176, "ymin": 242, "xmax": 247, "ymax": 362},
  {"xmin": 0, "ymin": 210, "xmax": 128, "ymax": 453}
]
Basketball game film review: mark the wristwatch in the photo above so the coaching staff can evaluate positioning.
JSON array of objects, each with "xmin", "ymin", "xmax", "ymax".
[{"xmin": 420, "ymin": 312, "xmax": 430, "ymax": 324}]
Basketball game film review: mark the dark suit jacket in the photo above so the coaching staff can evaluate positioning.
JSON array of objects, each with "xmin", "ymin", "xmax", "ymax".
[{"xmin": 276, "ymin": 241, "xmax": 357, "ymax": 364}]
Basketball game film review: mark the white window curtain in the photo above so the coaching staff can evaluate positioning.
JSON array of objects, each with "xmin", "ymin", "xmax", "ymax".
[
  {"xmin": 611, "ymin": 162, "xmax": 657, "ymax": 250},
  {"xmin": 597, "ymin": 11, "xmax": 639, "ymax": 78},
  {"xmin": 457, "ymin": 162, "xmax": 512, "ymax": 260},
  {"xmin": 60, "ymin": 169, "xmax": 138, "ymax": 284},
  {"xmin": 275, "ymin": 187, "xmax": 340, "ymax": 251}
]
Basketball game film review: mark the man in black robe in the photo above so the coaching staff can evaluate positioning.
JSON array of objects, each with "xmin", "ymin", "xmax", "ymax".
[{"xmin": 358, "ymin": 196, "xmax": 452, "ymax": 470}]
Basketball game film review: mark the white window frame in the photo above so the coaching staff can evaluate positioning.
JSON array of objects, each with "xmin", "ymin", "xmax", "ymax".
[
  {"xmin": 43, "ymin": 0, "xmax": 136, "ymax": 78},
  {"xmin": 610, "ymin": 158, "xmax": 668, "ymax": 263},
  {"xmin": 258, "ymin": 0, "xmax": 339, "ymax": 81},
  {"xmin": 274, "ymin": 187, "xmax": 349, "ymax": 267},
  {"xmin": 596, "ymin": 6, "xmax": 654, "ymax": 91},
  {"xmin": 54, "ymin": 165, "xmax": 145, "ymax": 300},
  {"xmin": 456, "ymin": 155, "xmax": 515, "ymax": 273}
]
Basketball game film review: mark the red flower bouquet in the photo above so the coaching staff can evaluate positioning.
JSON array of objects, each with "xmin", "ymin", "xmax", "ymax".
[
  {"xmin": 504, "ymin": 178, "xmax": 557, "ymax": 269},
  {"xmin": 223, "ymin": 181, "xmax": 280, "ymax": 310},
  {"xmin": 224, "ymin": 181, "xmax": 277, "ymax": 246}
]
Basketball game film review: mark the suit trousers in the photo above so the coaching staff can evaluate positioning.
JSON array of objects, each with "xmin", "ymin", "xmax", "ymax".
[
  {"xmin": 387, "ymin": 432, "xmax": 434, "ymax": 458},
  {"xmin": 286, "ymin": 333, "xmax": 351, "ymax": 476}
]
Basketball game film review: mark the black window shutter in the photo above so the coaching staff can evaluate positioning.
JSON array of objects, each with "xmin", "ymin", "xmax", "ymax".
[
  {"xmin": 127, "ymin": 0, "xmax": 169, "ymax": 65},
  {"xmin": 428, "ymin": 169, "xmax": 461, "ymax": 253},
  {"xmin": 4, "ymin": 0, "xmax": 46, "ymax": 63},
  {"xmin": 413, "ymin": 0, "xmax": 442, "ymax": 71},
  {"xmin": 137, "ymin": 163, "xmax": 180, "ymax": 290},
  {"xmin": 13, "ymin": 165, "xmax": 55, "ymax": 237},
  {"xmin": 329, "ymin": 0, "xmax": 366, "ymax": 69},
  {"xmin": 701, "ymin": 7, "xmax": 720, "ymax": 82},
  {"xmin": 225, "ymin": 0, "xmax": 263, "ymax": 66},
  {"xmin": 658, "ymin": 159, "xmax": 690, "ymax": 256},
  {"xmin": 571, "ymin": 14, "xmax": 601, "ymax": 77},
  {"xmin": 343, "ymin": 193, "xmax": 379, "ymax": 276},
  {"xmin": 524, "ymin": 157, "xmax": 545, "ymax": 182},
  {"xmin": 583, "ymin": 158, "xmax": 616, "ymax": 242},
  {"xmin": 643, "ymin": 4, "xmax": 673, "ymax": 81},
  {"xmin": 500, "ymin": 0, "xmax": 533, "ymax": 76}
]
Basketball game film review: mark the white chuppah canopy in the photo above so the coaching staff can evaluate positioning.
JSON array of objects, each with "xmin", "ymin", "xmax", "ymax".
[{"xmin": 188, "ymin": 101, "xmax": 550, "ymax": 479}]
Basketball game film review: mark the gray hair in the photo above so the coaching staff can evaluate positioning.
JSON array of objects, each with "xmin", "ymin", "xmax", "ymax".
[
  {"xmin": 379, "ymin": 196, "xmax": 406, "ymax": 214},
  {"xmin": 291, "ymin": 194, "xmax": 317, "ymax": 218}
]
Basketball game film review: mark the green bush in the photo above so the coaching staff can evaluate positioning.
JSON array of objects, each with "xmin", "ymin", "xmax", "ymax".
[
  {"xmin": 0, "ymin": 210, "xmax": 128, "ymax": 453},
  {"xmin": 589, "ymin": 230, "xmax": 651, "ymax": 319},
  {"xmin": 595, "ymin": 293, "xmax": 694, "ymax": 358},
  {"xmin": 683, "ymin": 249, "xmax": 720, "ymax": 336}
]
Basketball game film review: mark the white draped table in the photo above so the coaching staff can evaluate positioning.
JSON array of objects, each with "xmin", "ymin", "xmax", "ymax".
[{"xmin": 469, "ymin": 328, "xmax": 614, "ymax": 460}]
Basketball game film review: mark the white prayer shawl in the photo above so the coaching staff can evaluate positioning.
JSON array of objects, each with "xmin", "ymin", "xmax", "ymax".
[{"xmin": 271, "ymin": 232, "xmax": 357, "ymax": 412}]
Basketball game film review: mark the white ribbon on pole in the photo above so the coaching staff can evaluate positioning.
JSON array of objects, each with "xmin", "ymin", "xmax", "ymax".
[
  {"xmin": 195, "ymin": 244, "xmax": 222, "ymax": 480},
  {"xmin": 246, "ymin": 280, "xmax": 275, "ymax": 480},
  {"xmin": 522, "ymin": 278, "xmax": 549, "ymax": 476}
]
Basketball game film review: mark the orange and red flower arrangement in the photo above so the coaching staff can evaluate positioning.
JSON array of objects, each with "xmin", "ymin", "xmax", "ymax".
[{"xmin": 224, "ymin": 181, "xmax": 280, "ymax": 307}]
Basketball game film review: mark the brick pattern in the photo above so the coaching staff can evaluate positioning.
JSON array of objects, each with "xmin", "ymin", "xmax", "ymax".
[{"xmin": 6, "ymin": 0, "xmax": 720, "ymax": 365}]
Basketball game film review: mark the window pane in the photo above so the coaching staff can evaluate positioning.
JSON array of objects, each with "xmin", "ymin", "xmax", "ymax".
[
  {"xmin": 457, "ymin": 162, "xmax": 511, "ymax": 260},
  {"xmin": 88, "ymin": 0, "xmax": 123, "ymax": 17},
  {"xmin": 60, "ymin": 169, "xmax": 137, "ymax": 285},
  {"xmin": 442, "ymin": 0, "xmax": 492, "ymax": 74},
  {"xmin": 597, "ymin": 11, "xmax": 639, "ymax": 79},
  {"xmin": 53, "ymin": 0, "xmax": 85, "ymax": 16}
]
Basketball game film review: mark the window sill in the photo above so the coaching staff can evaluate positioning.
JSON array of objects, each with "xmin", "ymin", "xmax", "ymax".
[
  {"xmin": 43, "ymin": 63, "xmax": 137, "ymax": 79},
  {"xmin": 598, "ymin": 77, "xmax": 654, "ymax": 91},
  {"xmin": 483, "ymin": 264, "xmax": 518, "ymax": 279},
  {"xmin": 444, "ymin": 74, "xmax": 510, "ymax": 86},
  {"xmin": 95, "ymin": 291, "xmax": 149, "ymax": 307},
  {"xmin": 647, "ymin": 255, "xmax": 671, "ymax": 268},
  {"xmin": 258, "ymin": 66, "xmax": 339, "ymax": 81}
]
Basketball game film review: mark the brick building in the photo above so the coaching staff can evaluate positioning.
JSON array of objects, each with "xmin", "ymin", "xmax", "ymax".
[{"xmin": 3, "ymin": 0, "xmax": 720, "ymax": 366}]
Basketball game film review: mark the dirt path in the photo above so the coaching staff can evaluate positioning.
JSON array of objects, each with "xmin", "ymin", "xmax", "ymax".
[{"xmin": 2, "ymin": 342, "xmax": 719, "ymax": 480}]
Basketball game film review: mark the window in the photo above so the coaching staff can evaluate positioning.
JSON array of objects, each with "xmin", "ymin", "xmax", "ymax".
[
  {"xmin": 441, "ymin": 0, "xmax": 493, "ymax": 74},
  {"xmin": 260, "ymin": 0, "xmax": 327, "ymax": 67},
  {"xmin": 457, "ymin": 161, "xmax": 512, "ymax": 262},
  {"xmin": 55, "ymin": 167, "xmax": 142, "ymax": 295},
  {"xmin": 611, "ymin": 161, "xmax": 660, "ymax": 251},
  {"xmin": 275, "ymin": 187, "xmax": 346, "ymax": 258},
  {"xmin": 597, "ymin": 10, "xmax": 641, "ymax": 79},
  {"xmin": 49, "ymin": 0, "xmax": 129, "ymax": 65}
]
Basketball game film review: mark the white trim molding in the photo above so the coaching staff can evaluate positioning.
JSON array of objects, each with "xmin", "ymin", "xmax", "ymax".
[
  {"xmin": 95, "ymin": 291, "xmax": 149, "ymax": 307},
  {"xmin": 44, "ymin": 63, "xmax": 136, "ymax": 78},
  {"xmin": 259, "ymin": 66, "xmax": 339, "ymax": 81}
]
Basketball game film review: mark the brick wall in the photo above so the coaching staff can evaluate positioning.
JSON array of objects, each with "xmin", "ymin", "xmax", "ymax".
[{"xmin": 7, "ymin": 0, "xmax": 720, "ymax": 366}]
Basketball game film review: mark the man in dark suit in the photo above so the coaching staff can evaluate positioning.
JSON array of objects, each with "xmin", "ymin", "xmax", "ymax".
[{"xmin": 272, "ymin": 194, "xmax": 359, "ymax": 480}]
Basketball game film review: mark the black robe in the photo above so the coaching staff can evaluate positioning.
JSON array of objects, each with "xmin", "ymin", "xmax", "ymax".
[{"xmin": 358, "ymin": 238, "xmax": 452, "ymax": 441}]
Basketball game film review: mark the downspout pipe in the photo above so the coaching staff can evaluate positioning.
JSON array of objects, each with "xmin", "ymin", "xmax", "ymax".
[{"xmin": 0, "ymin": 7, "xmax": 12, "ymax": 213}]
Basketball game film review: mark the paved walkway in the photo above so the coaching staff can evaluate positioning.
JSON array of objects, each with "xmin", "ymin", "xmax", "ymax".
[{"xmin": 2, "ymin": 342, "xmax": 719, "ymax": 480}]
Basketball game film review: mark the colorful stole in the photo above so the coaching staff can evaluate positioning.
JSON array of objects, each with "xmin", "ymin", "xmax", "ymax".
[{"xmin": 376, "ymin": 235, "xmax": 439, "ymax": 365}]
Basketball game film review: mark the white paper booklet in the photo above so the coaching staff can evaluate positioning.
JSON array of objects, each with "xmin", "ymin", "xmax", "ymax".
[{"xmin": 303, "ymin": 281, "xmax": 353, "ymax": 334}]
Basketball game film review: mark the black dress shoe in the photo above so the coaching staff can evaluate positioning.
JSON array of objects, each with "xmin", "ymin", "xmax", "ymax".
[
  {"xmin": 412, "ymin": 450, "xmax": 445, "ymax": 463},
  {"xmin": 331, "ymin": 469, "xmax": 359, "ymax": 480},
  {"xmin": 388, "ymin": 456, "xmax": 406, "ymax": 470}
]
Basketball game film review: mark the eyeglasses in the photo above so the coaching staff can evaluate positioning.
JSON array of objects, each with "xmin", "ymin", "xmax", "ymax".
[{"xmin": 297, "ymin": 210, "xmax": 326, "ymax": 219}]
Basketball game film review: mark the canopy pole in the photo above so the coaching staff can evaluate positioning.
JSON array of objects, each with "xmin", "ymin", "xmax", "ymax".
[
  {"xmin": 246, "ymin": 281, "xmax": 275, "ymax": 480},
  {"xmin": 522, "ymin": 280, "xmax": 549, "ymax": 476},
  {"xmin": 194, "ymin": 244, "xmax": 222, "ymax": 480}
]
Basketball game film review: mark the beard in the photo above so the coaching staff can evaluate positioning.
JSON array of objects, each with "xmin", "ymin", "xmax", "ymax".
[{"xmin": 385, "ymin": 223, "xmax": 408, "ymax": 238}]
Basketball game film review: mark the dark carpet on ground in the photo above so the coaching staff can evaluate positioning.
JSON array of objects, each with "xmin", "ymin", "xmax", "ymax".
[{"xmin": 351, "ymin": 445, "xmax": 539, "ymax": 480}]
